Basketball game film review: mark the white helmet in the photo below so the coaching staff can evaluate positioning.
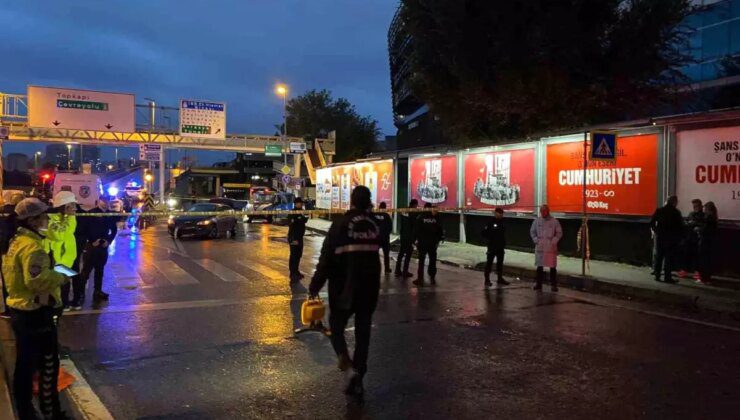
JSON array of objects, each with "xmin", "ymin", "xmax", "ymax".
[
  {"xmin": 52, "ymin": 191, "xmax": 77, "ymax": 208},
  {"xmin": 15, "ymin": 198, "xmax": 49, "ymax": 220}
]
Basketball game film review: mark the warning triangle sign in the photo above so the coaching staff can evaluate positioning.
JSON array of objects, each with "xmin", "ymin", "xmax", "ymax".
[{"xmin": 595, "ymin": 138, "xmax": 612, "ymax": 156}]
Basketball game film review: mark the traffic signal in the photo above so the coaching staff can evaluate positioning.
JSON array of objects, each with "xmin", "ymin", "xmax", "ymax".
[{"xmin": 144, "ymin": 170, "xmax": 153, "ymax": 182}]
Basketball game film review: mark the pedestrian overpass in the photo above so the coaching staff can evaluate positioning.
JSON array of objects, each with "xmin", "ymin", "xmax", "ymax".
[{"xmin": 0, "ymin": 92, "xmax": 335, "ymax": 198}]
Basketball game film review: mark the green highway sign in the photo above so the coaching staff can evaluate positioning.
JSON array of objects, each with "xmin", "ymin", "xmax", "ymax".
[{"xmin": 264, "ymin": 144, "xmax": 283, "ymax": 157}]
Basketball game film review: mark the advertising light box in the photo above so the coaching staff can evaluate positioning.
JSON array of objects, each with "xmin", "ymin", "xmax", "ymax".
[
  {"xmin": 464, "ymin": 147, "xmax": 536, "ymax": 212},
  {"xmin": 315, "ymin": 167, "xmax": 333, "ymax": 209},
  {"xmin": 676, "ymin": 126, "xmax": 740, "ymax": 220},
  {"xmin": 546, "ymin": 134, "xmax": 659, "ymax": 216},
  {"xmin": 409, "ymin": 155, "xmax": 458, "ymax": 208},
  {"xmin": 316, "ymin": 160, "xmax": 395, "ymax": 210}
]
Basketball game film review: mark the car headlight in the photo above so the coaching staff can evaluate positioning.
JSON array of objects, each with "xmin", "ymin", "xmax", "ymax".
[
  {"xmin": 166, "ymin": 198, "xmax": 178, "ymax": 208},
  {"xmin": 167, "ymin": 216, "xmax": 175, "ymax": 225},
  {"xmin": 197, "ymin": 218, "xmax": 216, "ymax": 226}
]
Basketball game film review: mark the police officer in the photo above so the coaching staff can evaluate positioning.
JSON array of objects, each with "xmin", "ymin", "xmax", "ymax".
[
  {"xmin": 394, "ymin": 199, "xmax": 418, "ymax": 278},
  {"xmin": 412, "ymin": 203, "xmax": 444, "ymax": 287},
  {"xmin": 309, "ymin": 186, "xmax": 381, "ymax": 404},
  {"xmin": 80, "ymin": 197, "xmax": 118, "ymax": 302},
  {"xmin": 2, "ymin": 198, "xmax": 71, "ymax": 420},
  {"xmin": 288, "ymin": 197, "xmax": 309, "ymax": 282},
  {"xmin": 483, "ymin": 208, "xmax": 510, "ymax": 287},
  {"xmin": 373, "ymin": 201, "xmax": 393, "ymax": 274}
]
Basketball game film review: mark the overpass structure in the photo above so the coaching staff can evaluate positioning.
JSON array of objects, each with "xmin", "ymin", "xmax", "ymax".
[{"xmin": 0, "ymin": 91, "xmax": 336, "ymax": 200}]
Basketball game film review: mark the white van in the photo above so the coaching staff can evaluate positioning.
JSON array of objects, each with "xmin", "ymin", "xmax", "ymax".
[{"xmin": 52, "ymin": 173, "xmax": 103, "ymax": 210}]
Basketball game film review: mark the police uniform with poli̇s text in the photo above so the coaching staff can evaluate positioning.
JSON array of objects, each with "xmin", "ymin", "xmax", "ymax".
[
  {"xmin": 309, "ymin": 186, "xmax": 381, "ymax": 402},
  {"xmin": 3, "ymin": 198, "xmax": 71, "ymax": 420},
  {"xmin": 412, "ymin": 204, "xmax": 444, "ymax": 286},
  {"xmin": 483, "ymin": 208, "xmax": 510, "ymax": 286},
  {"xmin": 287, "ymin": 198, "xmax": 309, "ymax": 281},
  {"xmin": 372, "ymin": 202, "xmax": 393, "ymax": 274},
  {"xmin": 394, "ymin": 199, "xmax": 418, "ymax": 277}
]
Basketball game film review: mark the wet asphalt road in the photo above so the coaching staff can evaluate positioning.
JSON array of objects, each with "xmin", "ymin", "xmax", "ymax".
[{"xmin": 57, "ymin": 222, "xmax": 740, "ymax": 419}]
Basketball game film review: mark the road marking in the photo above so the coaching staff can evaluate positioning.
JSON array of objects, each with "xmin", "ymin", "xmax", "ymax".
[
  {"xmin": 239, "ymin": 260, "xmax": 286, "ymax": 281},
  {"xmin": 194, "ymin": 259, "xmax": 249, "ymax": 282},
  {"xmin": 152, "ymin": 260, "xmax": 200, "ymax": 285},
  {"xmin": 109, "ymin": 263, "xmax": 142, "ymax": 289},
  {"xmin": 60, "ymin": 359, "xmax": 114, "ymax": 420}
]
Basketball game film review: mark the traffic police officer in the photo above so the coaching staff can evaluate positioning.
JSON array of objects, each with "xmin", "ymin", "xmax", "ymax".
[
  {"xmin": 412, "ymin": 203, "xmax": 444, "ymax": 286},
  {"xmin": 394, "ymin": 199, "xmax": 418, "ymax": 277}
]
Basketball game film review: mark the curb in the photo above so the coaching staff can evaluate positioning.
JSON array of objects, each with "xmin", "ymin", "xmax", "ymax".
[{"xmin": 308, "ymin": 224, "xmax": 740, "ymax": 319}]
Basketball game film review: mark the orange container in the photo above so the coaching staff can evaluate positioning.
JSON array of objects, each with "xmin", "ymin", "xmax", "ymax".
[{"xmin": 301, "ymin": 298, "xmax": 326, "ymax": 325}]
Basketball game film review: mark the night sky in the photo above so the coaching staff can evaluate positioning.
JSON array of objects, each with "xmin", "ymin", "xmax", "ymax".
[{"xmin": 0, "ymin": 1, "xmax": 398, "ymax": 165}]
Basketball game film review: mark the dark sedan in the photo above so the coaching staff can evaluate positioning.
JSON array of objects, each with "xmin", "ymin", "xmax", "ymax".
[{"xmin": 167, "ymin": 203, "xmax": 237, "ymax": 239}]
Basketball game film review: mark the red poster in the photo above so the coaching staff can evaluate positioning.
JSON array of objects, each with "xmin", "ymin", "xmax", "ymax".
[
  {"xmin": 409, "ymin": 155, "xmax": 458, "ymax": 208},
  {"xmin": 464, "ymin": 148, "xmax": 536, "ymax": 212},
  {"xmin": 546, "ymin": 134, "xmax": 659, "ymax": 216}
]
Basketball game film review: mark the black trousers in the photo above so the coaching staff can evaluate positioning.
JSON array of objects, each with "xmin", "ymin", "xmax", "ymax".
[
  {"xmin": 654, "ymin": 241, "xmax": 677, "ymax": 281},
  {"xmin": 329, "ymin": 306, "xmax": 373, "ymax": 378},
  {"xmin": 289, "ymin": 242, "xmax": 304, "ymax": 277},
  {"xmin": 683, "ymin": 237, "xmax": 699, "ymax": 273},
  {"xmin": 61, "ymin": 249, "xmax": 84, "ymax": 306},
  {"xmin": 10, "ymin": 307, "xmax": 61, "ymax": 420},
  {"xmin": 395, "ymin": 240, "xmax": 413, "ymax": 274},
  {"xmin": 1, "ymin": 272, "xmax": 8, "ymax": 313},
  {"xmin": 417, "ymin": 246, "xmax": 438, "ymax": 279},
  {"xmin": 81, "ymin": 245, "xmax": 109, "ymax": 293},
  {"xmin": 485, "ymin": 249, "xmax": 504, "ymax": 281},
  {"xmin": 536, "ymin": 266, "xmax": 557, "ymax": 287},
  {"xmin": 381, "ymin": 239, "xmax": 390, "ymax": 272}
]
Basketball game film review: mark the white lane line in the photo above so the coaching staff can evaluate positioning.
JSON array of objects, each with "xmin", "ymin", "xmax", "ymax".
[
  {"xmin": 109, "ymin": 263, "xmax": 142, "ymax": 289},
  {"xmin": 238, "ymin": 260, "xmax": 286, "ymax": 281},
  {"xmin": 193, "ymin": 259, "xmax": 249, "ymax": 282},
  {"xmin": 61, "ymin": 359, "xmax": 114, "ymax": 420},
  {"xmin": 151, "ymin": 260, "xmax": 199, "ymax": 285}
]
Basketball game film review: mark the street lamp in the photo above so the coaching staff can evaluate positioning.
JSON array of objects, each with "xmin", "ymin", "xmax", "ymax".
[
  {"xmin": 275, "ymin": 83, "xmax": 288, "ymax": 165},
  {"xmin": 35, "ymin": 151, "xmax": 41, "ymax": 171},
  {"xmin": 66, "ymin": 144, "xmax": 72, "ymax": 170}
]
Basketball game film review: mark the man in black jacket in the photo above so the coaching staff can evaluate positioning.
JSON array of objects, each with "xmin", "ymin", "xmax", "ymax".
[
  {"xmin": 309, "ymin": 186, "xmax": 381, "ymax": 404},
  {"xmin": 0, "ymin": 192, "xmax": 23, "ymax": 317},
  {"xmin": 649, "ymin": 196, "xmax": 684, "ymax": 284},
  {"xmin": 80, "ymin": 197, "xmax": 118, "ymax": 302},
  {"xmin": 394, "ymin": 199, "xmax": 418, "ymax": 278},
  {"xmin": 483, "ymin": 208, "xmax": 510, "ymax": 287},
  {"xmin": 373, "ymin": 201, "xmax": 393, "ymax": 274},
  {"xmin": 412, "ymin": 203, "xmax": 444, "ymax": 287},
  {"xmin": 287, "ymin": 197, "xmax": 308, "ymax": 282}
]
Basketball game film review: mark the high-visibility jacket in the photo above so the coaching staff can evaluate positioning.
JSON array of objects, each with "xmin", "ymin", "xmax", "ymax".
[
  {"xmin": 44, "ymin": 213, "xmax": 77, "ymax": 267},
  {"xmin": 2, "ymin": 227, "xmax": 67, "ymax": 310}
]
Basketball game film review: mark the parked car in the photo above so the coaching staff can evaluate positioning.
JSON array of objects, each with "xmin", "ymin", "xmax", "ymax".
[
  {"xmin": 168, "ymin": 203, "xmax": 237, "ymax": 239},
  {"xmin": 245, "ymin": 191, "xmax": 295, "ymax": 224}
]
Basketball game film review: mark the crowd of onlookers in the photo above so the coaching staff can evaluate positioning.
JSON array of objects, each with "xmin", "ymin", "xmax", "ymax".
[{"xmin": 650, "ymin": 196, "xmax": 719, "ymax": 284}]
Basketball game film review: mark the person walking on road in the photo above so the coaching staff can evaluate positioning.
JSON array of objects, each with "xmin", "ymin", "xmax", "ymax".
[
  {"xmin": 483, "ymin": 208, "xmax": 510, "ymax": 287},
  {"xmin": 412, "ymin": 203, "xmax": 444, "ymax": 287},
  {"xmin": 373, "ymin": 201, "xmax": 393, "ymax": 274},
  {"xmin": 80, "ymin": 197, "xmax": 118, "ymax": 303},
  {"xmin": 530, "ymin": 204, "xmax": 563, "ymax": 292},
  {"xmin": 309, "ymin": 186, "xmax": 381, "ymax": 405},
  {"xmin": 649, "ymin": 196, "xmax": 684, "ymax": 284},
  {"xmin": 394, "ymin": 199, "xmax": 418, "ymax": 278},
  {"xmin": 1, "ymin": 191, "xmax": 24, "ymax": 318},
  {"xmin": 45, "ymin": 191, "xmax": 79, "ymax": 311},
  {"xmin": 679, "ymin": 199, "xmax": 704, "ymax": 280},
  {"xmin": 2, "ymin": 198, "xmax": 71, "ymax": 420},
  {"xmin": 696, "ymin": 201, "xmax": 718, "ymax": 285},
  {"xmin": 287, "ymin": 197, "xmax": 308, "ymax": 282}
]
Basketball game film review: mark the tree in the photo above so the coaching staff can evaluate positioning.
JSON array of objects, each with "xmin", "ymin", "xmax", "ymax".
[
  {"xmin": 400, "ymin": 0, "xmax": 695, "ymax": 144},
  {"xmin": 283, "ymin": 89, "xmax": 381, "ymax": 162}
]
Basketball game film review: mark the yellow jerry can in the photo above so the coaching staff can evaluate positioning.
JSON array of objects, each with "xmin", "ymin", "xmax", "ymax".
[{"xmin": 301, "ymin": 298, "xmax": 326, "ymax": 325}]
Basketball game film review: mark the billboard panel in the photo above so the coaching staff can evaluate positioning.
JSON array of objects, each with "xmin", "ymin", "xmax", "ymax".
[
  {"xmin": 353, "ymin": 160, "xmax": 394, "ymax": 208},
  {"xmin": 409, "ymin": 155, "xmax": 458, "ymax": 208},
  {"xmin": 546, "ymin": 134, "xmax": 658, "ymax": 216},
  {"xmin": 28, "ymin": 86, "xmax": 135, "ymax": 132},
  {"xmin": 179, "ymin": 99, "xmax": 226, "ymax": 139},
  {"xmin": 676, "ymin": 126, "xmax": 740, "ymax": 220},
  {"xmin": 315, "ymin": 167, "xmax": 333, "ymax": 209},
  {"xmin": 464, "ymin": 147, "xmax": 536, "ymax": 212}
]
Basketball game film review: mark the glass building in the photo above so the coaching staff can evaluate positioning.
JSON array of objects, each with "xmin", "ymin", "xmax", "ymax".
[{"xmin": 683, "ymin": 0, "xmax": 740, "ymax": 83}]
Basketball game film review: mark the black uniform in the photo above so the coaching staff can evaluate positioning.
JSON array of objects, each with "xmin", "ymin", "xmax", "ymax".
[
  {"xmin": 372, "ymin": 211, "xmax": 393, "ymax": 273},
  {"xmin": 309, "ymin": 209, "xmax": 381, "ymax": 379},
  {"xmin": 394, "ymin": 211, "xmax": 416, "ymax": 275},
  {"xmin": 683, "ymin": 210, "xmax": 705, "ymax": 273},
  {"xmin": 413, "ymin": 212, "xmax": 444, "ymax": 282},
  {"xmin": 697, "ymin": 216, "xmax": 718, "ymax": 282},
  {"xmin": 649, "ymin": 204, "xmax": 684, "ymax": 282},
  {"xmin": 483, "ymin": 218, "xmax": 506, "ymax": 282},
  {"xmin": 287, "ymin": 212, "xmax": 308, "ymax": 280},
  {"xmin": 0, "ymin": 204, "xmax": 18, "ymax": 313},
  {"xmin": 80, "ymin": 207, "xmax": 118, "ymax": 295}
]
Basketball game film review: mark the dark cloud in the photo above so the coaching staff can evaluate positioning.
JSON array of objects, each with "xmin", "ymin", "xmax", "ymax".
[{"xmin": 0, "ymin": 0, "xmax": 398, "ymax": 137}]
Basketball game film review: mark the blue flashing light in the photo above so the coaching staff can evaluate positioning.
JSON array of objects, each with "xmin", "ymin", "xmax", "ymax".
[
  {"xmin": 107, "ymin": 187, "xmax": 119, "ymax": 196},
  {"xmin": 129, "ymin": 181, "xmax": 139, "ymax": 187}
]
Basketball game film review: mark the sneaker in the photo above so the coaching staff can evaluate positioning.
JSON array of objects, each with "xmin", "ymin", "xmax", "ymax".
[
  {"xmin": 343, "ymin": 368, "xmax": 361, "ymax": 395},
  {"xmin": 70, "ymin": 303, "xmax": 83, "ymax": 311},
  {"xmin": 62, "ymin": 305, "xmax": 71, "ymax": 312},
  {"xmin": 0, "ymin": 311, "xmax": 10, "ymax": 319},
  {"xmin": 497, "ymin": 278, "xmax": 510, "ymax": 286},
  {"xmin": 412, "ymin": 279, "xmax": 425, "ymax": 287},
  {"xmin": 677, "ymin": 270, "xmax": 687, "ymax": 278},
  {"xmin": 484, "ymin": 279, "xmax": 493, "ymax": 287},
  {"xmin": 93, "ymin": 291, "xmax": 110, "ymax": 301}
]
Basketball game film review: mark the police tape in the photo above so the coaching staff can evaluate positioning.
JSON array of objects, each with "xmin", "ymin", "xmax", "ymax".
[{"xmin": 69, "ymin": 207, "xmax": 470, "ymax": 218}]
